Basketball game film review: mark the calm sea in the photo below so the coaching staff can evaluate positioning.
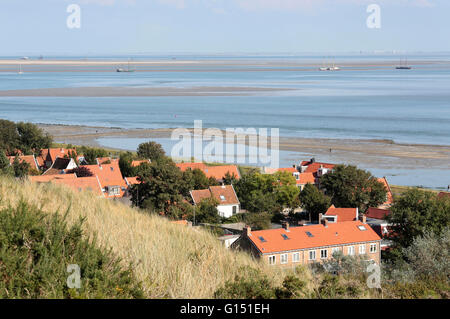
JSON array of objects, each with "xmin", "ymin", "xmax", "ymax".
[{"xmin": 0, "ymin": 54, "xmax": 449, "ymax": 188}]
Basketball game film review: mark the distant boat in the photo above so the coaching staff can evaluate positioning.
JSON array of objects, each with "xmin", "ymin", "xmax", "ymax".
[
  {"xmin": 116, "ymin": 59, "xmax": 135, "ymax": 72},
  {"xmin": 319, "ymin": 57, "xmax": 340, "ymax": 71},
  {"xmin": 18, "ymin": 64, "xmax": 23, "ymax": 74},
  {"xmin": 396, "ymin": 57, "xmax": 412, "ymax": 70},
  {"xmin": 21, "ymin": 56, "xmax": 29, "ymax": 60}
]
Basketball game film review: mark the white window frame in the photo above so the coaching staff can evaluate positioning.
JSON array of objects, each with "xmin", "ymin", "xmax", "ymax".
[
  {"xmin": 268, "ymin": 255, "xmax": 276, "ymax": 265},
  {"xmin": 331, "ymin": 247, "xmax": 340, "ymax": 255},
  {"xmin": 347, "ymin": 246, "xmax": 355, "ymax": 256},
  {"xmin": 359, "ymin": 244, "xmax": 366, "ymax": 255},
  {"xmin": 280, "ymin": 254, "xmax": 288, "ymax": 264},
  {"xmin": 292, "ymin": 252, "xmax": 300, "ymax": 263},
  {"xmin": 370, "ymin": 243, "xmax": 377, "ymax": 253},
  {"xmin": 320, "ymin": 249, "xmax": 328, "ymax": 259},
  {"xmin": 309, "ymin": 250, "xmax": 316, "ymax": 261}
]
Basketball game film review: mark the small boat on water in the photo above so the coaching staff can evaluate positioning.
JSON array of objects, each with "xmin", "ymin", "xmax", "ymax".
[
  {"xmin": 116, "ymin": 59, "xmax": 135, "ymax": 72},
  {"xmin": 18, "ymin": 64, "xmax": 23, "ymax": 74},
  {"xmin": 319, "ymin": 57, "xmax": 341, "ymax": 71},
  {"xmin": 396, "ymin": 57, "xmax": 412, "ymax": 70}
]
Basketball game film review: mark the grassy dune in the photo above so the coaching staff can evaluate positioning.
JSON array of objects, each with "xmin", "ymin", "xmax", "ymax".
[{"xmin": 0, "ymin": 177, "xmax": 284, "ymax": 298}]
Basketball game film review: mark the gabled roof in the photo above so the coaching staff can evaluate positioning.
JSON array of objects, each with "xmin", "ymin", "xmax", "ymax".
[
  {"xmin": 299, "ymin": 172, "xmax": 316, "ymax": 185},
  {"xmin": 36, "ymin": 148, "xmax": 77, "ymax": 168},
  {"xmin": 81, "ymin": 162, "xmax": 127, "ymax": 198},
  {"xmin": 377, "ymin": 177, "xmax": 393, "ymax": 207},
  {"xmin": 96, "ymin": 157, "xmax": 112, "ymax": 165},
  {"xmin": 7, "ymin": 155, "xmax": 39, "ymax": 171},
  {"xmin": 366, "ymin": 207, "xmax": 391, "ymax": 220},
  {"xmin": 124, "ymin": 176, "xmax": 140, "ymax": 186},
  {"xmin": 325, "ymin": 205, "xmax": 358, "ymax": 222},
  {"xmin": 247, "ymin": 221, "xmax": 381, "ymax": 254},
  {"xmin": 300, "ymin": 160, "xmax": 335, "ymax": 173},
  {"xmin": 30, "ymin": 174, "xmax": 77, "ymax": 183},
  {"xmin": 176, "ymin": 163, "xmax": 240, "ymax": 181},
  {"xmin": 131, "ymin": 160, "xmax": 151, "ymax": 167},
  {"xmin": 51, "ymin": 176, "xmax": 104, "ymax": 197},
  {"xmin": 42, "ymin": 157, "xmax": 76, "ymax": 176},
  {"xmin": 191, "ymin": 185, "xmax": 240, "ymax": 206}
]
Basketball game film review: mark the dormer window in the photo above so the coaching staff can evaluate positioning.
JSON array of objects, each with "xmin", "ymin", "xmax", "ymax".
[{"xmin": 220, "ymin": 195, "xmax": 226, "ymax": 201}]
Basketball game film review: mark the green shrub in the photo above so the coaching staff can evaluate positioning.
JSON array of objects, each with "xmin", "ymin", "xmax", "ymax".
[{"xmin": 0, "ymin": 200, "xmax": 144, "ymax": 298}]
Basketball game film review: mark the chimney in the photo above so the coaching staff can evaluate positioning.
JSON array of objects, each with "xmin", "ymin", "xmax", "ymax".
[
  {"xmin": 361, "ymin": 215, "xmax": 367, "ymax": 224},
  {"xmin": 282, "ymin": 222, "xmax": 290, "ymax": 232},
  {"xmin": 244, "ymin": 226, "xmax": 251, "ymax": 237},
  {"xmin": 321, "ymin": 218, "xmax": 328, "ymax": 228},
  {"xmin": 318, "ymin": 213, "xmax": 323, "ymax": 224}
]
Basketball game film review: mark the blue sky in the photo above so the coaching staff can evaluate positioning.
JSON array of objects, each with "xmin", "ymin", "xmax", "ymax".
[{"xmin": 0, "ymin": 0, "xmax": 449, "ymax": 55}]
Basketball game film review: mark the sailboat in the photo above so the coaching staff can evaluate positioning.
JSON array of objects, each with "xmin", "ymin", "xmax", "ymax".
[
  {"xmin": 116, "ymin": 59, "xmax": 135, "ymax": 72},
  {"xmin": 18, "ymin": 64, "xmax": 23, "ymax": 74},
  {"xmin": 319, "ymin": 57, "xmax": 328, "ymax": 71},
  {"xmin": 396, "ymin": 57, "xmax": 412, "ymax": 70}
]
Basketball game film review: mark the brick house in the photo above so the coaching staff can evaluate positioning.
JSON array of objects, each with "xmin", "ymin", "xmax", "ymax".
[{"xmin": 232, "ymin": 220, "xmax": 381, "ymax": 267}]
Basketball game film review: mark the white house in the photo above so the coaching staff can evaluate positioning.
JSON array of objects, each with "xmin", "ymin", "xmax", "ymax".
[{"xmin": 190, "ymin": 185, "xmax": 240, "ymax": 218}]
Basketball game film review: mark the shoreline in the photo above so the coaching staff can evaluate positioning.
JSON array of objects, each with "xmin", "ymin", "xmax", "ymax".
[{"xmin": 38, "ymin": 123, "xmax": 450, "ymax": 171}]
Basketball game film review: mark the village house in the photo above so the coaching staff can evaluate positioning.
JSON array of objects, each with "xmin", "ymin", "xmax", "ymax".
[
  {"xmin": 29, "ymin": 174, "xmax": 104, "ymax": 197},
  {"xmin": 232, "ymin": 219, "xmax": 381, "ymax": 267},
  {"xmin": 81, "ymin": 161, "xmax": 127, "ymax": 198},
  {"xmin": 364, "ymin": 207, "xmax": 393, "ymax": 251},
  {"xmin": 323, "ymin": 205, "xmax": 358, "ymax": 223},
  {"xmin": 36, "ymin": 148, "xmax": 77, "ymax": 170},
  {"xmin": 190, "ymin": 184, "xmax": 240, "ymax": 218},
  {"xmin": 42, "ymin": 157, "xmax": 78, "ymax": 175},
  {"xmin": 7, "ymin": 154, "xmax": 39, "ymax": 172},
  {"xmin": 275, "ymin": 167, "xmax": 316, "ymax": 190},
  {"xmin": 177, "ymin": 163, "xmax": 240, "ymax": 182}
]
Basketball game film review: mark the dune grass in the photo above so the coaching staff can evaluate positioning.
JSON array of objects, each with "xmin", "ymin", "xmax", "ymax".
[{"xmin": 0, "ymin": 177, "xmax": 285, "ymax": 298}]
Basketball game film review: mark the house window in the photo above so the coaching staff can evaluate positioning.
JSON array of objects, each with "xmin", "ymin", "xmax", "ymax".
[
  {"xmin": 347, "ymin": 246, "xmax": 355, "ymax": 256},
  {"xmin": 280, "ymin": 254, "xmax": 288, "ymax": 264},
  {"xmin": 370, "ymin": 243, "xmax": 377, "ymax": 253},
  {"xmin": 320, "ymin": 249, "xmax": 328, "ymax": 259},
  {"xmin": 309, "ymin": 250, "xmax": 316, "ymax": 261},
  {"xmin": 232, "ymin": 206, "xmax": 237, "ymax": 215},
  {"xmin": 292, "ymin": 252, "xmax": 300, "ymax": 263},
  {"xmin": 359, "ymin": 244, "xmax": 366, "ymax": 255},
  {"xmin": 108, "ymin": 187, "xmax": 120, "ymax": 196},
  {"xmin": 268, "ymin": 255, "xmax": 276, "ymax": 265}
]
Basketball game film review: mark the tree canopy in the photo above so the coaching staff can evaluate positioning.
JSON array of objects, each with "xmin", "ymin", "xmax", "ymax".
[
  {"xmin": 299, "ymin": 183, "xmax": 331, "ymax": 222},
  {"xmin": 137, "ymin": 141, "xmax": 166, "ymax": 162},
  {"xmin": 319, "ymin": 165, "xmax": 387, "ymax": 213}
]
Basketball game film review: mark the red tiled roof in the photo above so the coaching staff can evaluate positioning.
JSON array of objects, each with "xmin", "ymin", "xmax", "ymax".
[
  {"xmin": 30, "ymin": 174, "xmax": 77, "ymax": 183},
  {"xmin": 191, "ymin": 185, "xmax": 240, "ymax": 206},
  {"xmin": 96, "ymin": 157, "xmax": 112, "ymax": 164},
  {"xmin": 248, "ymin": 221, "xmax": 381, "ymax": 254},
  {"xmin": 131, "ymin": 160, "xmax": 151, "ymax": 167},
  {"xmin": 125, "ymin": 176, "xmax": 140, "ymax": 186},
  {"xmin": 7, "ymin": 155, "xmax": 39, "ymax": 171},
  {"xmin": 377, "ymin": 177, "xmax": 393, "ymax": 207},
  {"xmin": 81, "ymin": 162, "xmax": 127, "ymax": 198},
  {"xmin": 36, "ymin": 148, "xmax": 77, "ymax": 168},
  {"xmin": 299, "ymin": 172, "xmax": 316, "ymax": 185},
  {"xmin": 300, "ymin": 161, "xmax": 335, "ymax": 173},
  {"xmin": 177, "ymin": 163, "xmax": 240, "ymax": 181},
  {"xmin": 366, "ymin": 207, "xmax": 391, "ymax": 220},
  {"xmin": 325, "ymin": 205, "xmax": 358, "ymax": 222},
  {"xmin": 51, "ymin": 176, "xmax": 104, "ymax": 197},
  {"xmin": 170, "ymin": 220, "xmax": 189, "ymax": 226}
]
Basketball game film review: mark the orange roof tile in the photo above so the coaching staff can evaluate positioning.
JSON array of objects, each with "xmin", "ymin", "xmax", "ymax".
[
  {"xmin": 131, "ymin": 160, "xmax": 151, "ymax": 167},
  {"xmin": 36, "ymin": 148, "xmax": 77, "ymax": 168},
  {"xmin": 300, "ymin": 161, "xmax": 335, "ymax": 173},
  {"xmin": 177, "ymin": 163, "xmax": 240, "ymax": 181},
  {"xmin": 325, "ymin": 205, "xmax": 358, "ymax": 222},
  {"xmin": 125, "ymin": 176, "xmax": 140, "ymax": 186},
  {"xmin": 51, "ymin": 176, "xmax": 104, "ymax": 197},
  {"xmin": 29, "ymin": 174, "xmax": 77, "ymax": 183},
  {"xmin": 299, "ymin": 172, "xmax": 316, "ymax": 185},
  {"xmin": 248, "ymin": 221, "xmax": 381, "ymax": 254},
  {"xmin": 191, "ymin": 185, "xmax": 240, "ymax": 206},
  {"xmin": 7, "ymin": 155, "xmax": 39, "ymax": 171},
  {"xmin": 366, "ymin": 207, "xmax": 391, "ymax": 220},
  {"xmin": 81, "ymin": 162, "xmax": 127, "ymax": 198}
]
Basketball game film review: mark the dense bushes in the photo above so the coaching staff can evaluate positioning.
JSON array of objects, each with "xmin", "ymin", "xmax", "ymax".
[
  {"xmin": 0, "ymin": 200, "xmax": 143, "ymax": 298},
  {"xmin": 0, "ymin": 120, "xmax": 52, "ymax": 155}
]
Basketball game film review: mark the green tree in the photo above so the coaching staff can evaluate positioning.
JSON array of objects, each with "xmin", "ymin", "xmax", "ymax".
[
  {"xmin": 183, "ymin": 168, "xmax": 211, "ymax": 190},
  {"xmin": 299, "ymin": 183, "xmax": 331, "ymax": 222},
  {"xmin": 243, "ymin": 212, "xmax": 273, "ymax": 230},
  {"xmin": 130, "ymin": 158, "xmax": 188, "ymax": 214},
  {"xmin": 386, "ymin": 189, "xmax": 450, "ymax": 252},
  {"xmin": 79, "ymin": 147, "xmax": 108, "ymax": 165},
  {"xmin": 119, "ymin": 151, "xmax": 136, "ymax": 177},
  {"xmin": 319, "ymin": 165, "xmax": 387, "ymax": 213},
  {"xmin": 223, "ymin": 172, "xmax": 238, "ymax": 185},
  {"xmin": 16, "ymin": 122, "xmax": 52, "ymax": 154},
  {"xmin": 12, "ymin": 156, "xmax": 30, "ymax": 178},
  {"xmin": 137, "ymin": 141, "xmax": 166, "ymax": 161},
  {"xmin": 0, "ymin": 150, "xmax": 14, "ymax": 176},
  {"xmin": 194, "ymin": 197, "xmax": 222, "ymax": 224},
  {"xmin": 0, "ymin": 119, "xmax": 20, "ymax": 154}
]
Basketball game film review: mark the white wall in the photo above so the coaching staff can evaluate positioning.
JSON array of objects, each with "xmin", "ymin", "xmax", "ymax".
[{"xmin": 217, "ymin": 204, "xmax": 239, "ymax": 218}]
